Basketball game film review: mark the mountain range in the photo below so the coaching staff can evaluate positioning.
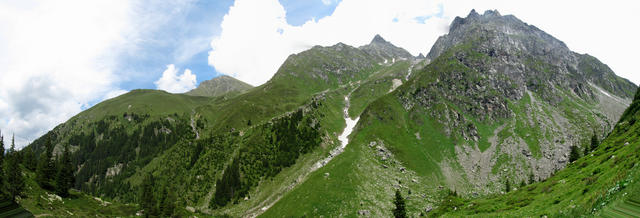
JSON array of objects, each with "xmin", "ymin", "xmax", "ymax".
[{"xmin": 13, "ymin": 9, "xmax": 639, "ymax": 217}]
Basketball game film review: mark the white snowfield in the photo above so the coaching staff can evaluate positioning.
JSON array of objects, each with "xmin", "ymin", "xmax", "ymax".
[{"xmin": 312, "ymin": 93, "xmax": 360, "ymax": 170}]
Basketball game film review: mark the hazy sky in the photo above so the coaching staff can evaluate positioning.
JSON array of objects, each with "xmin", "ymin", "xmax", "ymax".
[{"xmin": 1, "ymin": 0, "xmax": 639, "ymax": 148}]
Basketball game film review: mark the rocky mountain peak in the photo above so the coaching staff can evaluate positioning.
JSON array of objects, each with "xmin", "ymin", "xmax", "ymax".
[
  {"xmin": 483, "ymin": 9, "xmax": 501, "ymax": 17},
  {"xmin": 186, "ymin": 75, "xmax": 253, "ymax": 97},
  {"xmin": 360, "ymin": 34, "xmax": 413, "ymax": 60},
  {"xmin": 370, "ymin": 34, "xmax": 387, "ymax": 44}
]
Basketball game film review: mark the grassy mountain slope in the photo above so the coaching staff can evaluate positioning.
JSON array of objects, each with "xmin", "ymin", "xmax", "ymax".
[
  {"xmin": 263, "ymin": 10, "xmax": 636, "ymax": 217},
  {"xmin": 21, "ymin": 36, "xmax": 416, "ymax": 216},
  {"xmin": 433, "ymin": 87, "xmax": 640, "ymax": 217},
  {"xmin": 19, "ymin": 10, "xmax": 636, "ymax": 217}
]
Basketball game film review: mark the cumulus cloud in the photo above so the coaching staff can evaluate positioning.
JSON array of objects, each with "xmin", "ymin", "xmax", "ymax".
[
  {"xmin": 0, "ymin": 0, "xmax": 196, "ymax": 148},
  {"xmin": 0, "ymin": 0, "xmax": 132, "ymax": 148},
  {"xmin": 209, "ymin": 0, "xmax": 640, "ymax": 86},
  {"xmin": 208, "ymin": 0, "xmax": 448, "ymax": 86},
  {"xmin": 154, "ymin": 64, "xmax": 197, "ymax": 93}
]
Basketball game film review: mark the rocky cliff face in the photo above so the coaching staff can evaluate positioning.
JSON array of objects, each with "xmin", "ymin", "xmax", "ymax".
[
  {"xmin": 372, "ymin": 9, "xmax": 637, "ymax": 193},
  {"xmin": 427, "ymin": 9, "xmax": 635, "ymax": 100}
]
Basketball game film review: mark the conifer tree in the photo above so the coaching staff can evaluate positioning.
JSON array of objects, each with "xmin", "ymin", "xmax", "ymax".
[
  {"xmin": 22, "ymin": 146, "xmax": 36, "ymax": 171},
  {"xmin": 590, "ymin": 134, "xmax": 599, "ymax": 151},
  {"xmin": 505, "ymin": 179, "xmax": 511, "ymax": 193},
  {"xmin": 528, "ymin": 173, "xmax": 535, "ymax": 184},
  {"xmin": 393, "ymin": 190, "xmax": 407, "ymax": 218},
  {"xmin": 140, "ymin": 173, "xmax": 158, "ymax": 217},
  {"xmin": 213, "ymin": 158, "xmax": 241, "ymax": 207},
  {"xmin": 569, "ymin": 145, "xmax": 581, "ymax": 163},
  {"xmin": 55, "ymin": 144, "xmax": 74, "ymax": 197},
  {"xmin": 160, "ymin": 186, "xmax": 177, "ymax": 217},
  {"xmin": 36, "ymin": 135, "xmax": 56, "ymax": 190},
  {"xmin": 0, "ymin": 131, "xmax": 5, "ymax": 197},
  {"xmin": 7, "ymin": 134, "xmax": 25, "ymax": 200}
]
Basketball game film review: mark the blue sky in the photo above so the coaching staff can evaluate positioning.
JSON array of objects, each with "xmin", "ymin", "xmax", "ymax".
[
  {"xmin": 2, "ymin": 0, "xmax": 640, "ymax": 148},
  {"xmin": 117, "ymin": 0, "xmax": 341, "ymax": 92}
]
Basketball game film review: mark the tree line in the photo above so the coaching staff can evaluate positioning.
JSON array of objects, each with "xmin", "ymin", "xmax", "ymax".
[{"xmin": 0, "ymin": 131, "xmax": 73, "ymax": 201}]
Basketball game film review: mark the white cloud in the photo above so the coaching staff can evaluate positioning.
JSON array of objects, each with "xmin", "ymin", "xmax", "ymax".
[
  {"xmin": 0, "ymin": 0, "xmax": 196, "ymax": 149},
  {"xmin": 208, "ymin": 0, "xmax": 449, "ymax": 86},
  {"xmin": 209, "ymin": 0, "xmax": 640, "ymax": 86},
  {"xmin": 0, "ymin": 0, "xmax": 133, "ymax": 148},
  {"xmin": 154, "ymin": 64, "xmax": 197, "ymax": 93},
  {"xmin": 103, "ymin": 89, "xmax": 129, "ymax": 101}
]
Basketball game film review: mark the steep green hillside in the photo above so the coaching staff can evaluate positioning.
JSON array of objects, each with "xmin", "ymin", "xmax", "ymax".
[
  {"xmin": 432, "ymin": 87, "xmax": 640, "ymax": 217},
  {"xmin": 22, "ymin": 35, "xmax": 417, "ymax": 217},
  {"xmin": 263, "ymin": 10, "xmax": 636, "ymax": 217}
]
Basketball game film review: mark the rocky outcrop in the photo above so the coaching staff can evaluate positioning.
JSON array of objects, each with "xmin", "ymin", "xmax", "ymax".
[{"xmin": 186, "ymin": 75, "xmax": 253, "ymax": 97}]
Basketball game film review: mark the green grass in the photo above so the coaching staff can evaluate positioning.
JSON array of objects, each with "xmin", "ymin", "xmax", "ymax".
[
  {"xmin": 0, "ymin": 198, "xmax": 32, "ymax": 218},
  {"xmin": 432, "ymin": 89, "xmax": 640, "ymax": 216},
  {"xmin": 18, "ymin": 167, "xmax": 140, "ymax": 217}
]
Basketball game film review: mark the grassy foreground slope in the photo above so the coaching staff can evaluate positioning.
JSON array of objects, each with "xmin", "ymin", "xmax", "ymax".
[{"xmin": 433, "ymin": 87, "xmax": 640, "ymax": 217}]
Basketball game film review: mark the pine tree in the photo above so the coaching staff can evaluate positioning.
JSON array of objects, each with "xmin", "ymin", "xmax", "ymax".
[
  {"xmin": 0, "ymin": 131, "xmax": 5, "ymax": 197},
  {"xmin": 55, "ymin": 144, "xmax": 74, "ymax": 197},
  {"xmin": 393, "ymin": 190, "xmax": 407, "ymax": 218},
  {"xmin": 584, "ymin": 143, "xmax": 590, "ymax": 156},
  {"xmin": 505, "ymin": 179, "xmax": 511, "ymax": 193},
  {"xmin": 140, "ymin": 173, "xmax": 158, "ymax": 217},
  {"xmin": 22, "ymin": 146, "xmax": 36, "ymax": 171},
  {"xmin": 213, "ymin": 158, "xmax": 241, "ymax": 207},
  {"xmin": 569, "ymin": 145, "xmax": 581, "ymax": 163},
  {"xmin": 590, "ymin": 134, "xmax": 599, "ymax": 151},
  {"xmin": 36, "ymin": 135, "xmax": 56, "ymax": 190},
  {"xmin": 161, "ymin": 187, "xmax": 177, "ymax": 217},
  {"xmin": 6, "ymin": 134, "xmax": 25, "ymax": 200},
  {"xmin": 528, "ymin": 173, "xmax": 535, "ymax": 184}
]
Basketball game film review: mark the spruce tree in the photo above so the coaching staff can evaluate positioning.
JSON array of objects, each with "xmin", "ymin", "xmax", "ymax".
[
  {"xmin": 505, "ymin": 179, "xmax": 511, "ymax": 193},
  {"xmin": 161, "ymin": 187, "xmax": 177, "ymax": 217},
  {"xmin": 393, "ymin": 190, "xmax": 407, "ymax": 218},
  {"xmin": 0, "ymin": 131, "xmax": 5, "ymax": 197},
  {"xmin": 569, "ymin": 145, "xmax": 581, "ymax": 163},
  {"xmin": 590, "ymin": 134, "xmax": 599, "ymax": 151},
  {"xmin": 36, "ymin": 135, "xmax": 56, "ymax": 190},
  {"xmin": 55, "ymin": 144, "xmax": 74, "ymax": 197},
  {"xmin": 22, "ymin": 146, "xmax": 36, "ymax": 171},
  {"xmin": 140, "ymin": 173, "xmax": 158, "ymax": 217},
  {"xmin": 6, "ymin": 135, "xmax": 25, "ymax": 200},
  {"xmin": 528, "ymin": 173, "xmax": 535, "ymax": 184},
  {"xmin": 213, "ymin": 158, "xmax": 241, "ymax": 207}
]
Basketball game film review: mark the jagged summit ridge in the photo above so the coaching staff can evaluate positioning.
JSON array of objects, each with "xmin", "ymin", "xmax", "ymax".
[
  {"xmin": 426, "ymin": 9, "xmax": 636, "ymax": 99},
  {"xmin": 360, "ymin": 34, "xmax": 413, "ymax": 61}
]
